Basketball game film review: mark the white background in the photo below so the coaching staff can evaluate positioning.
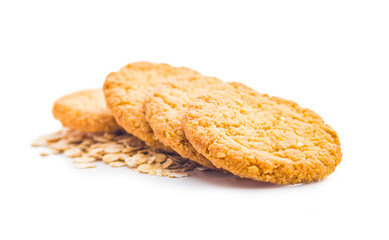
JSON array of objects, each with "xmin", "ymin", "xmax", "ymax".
[{"xmin": 1, "ymin": 1, "xmax": 388, "ymax": 239}]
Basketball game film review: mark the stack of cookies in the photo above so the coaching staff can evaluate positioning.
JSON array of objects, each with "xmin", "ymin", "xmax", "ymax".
[{"xmin": 37, "ymin": 61, "xmax": 342, "ymax": 184}]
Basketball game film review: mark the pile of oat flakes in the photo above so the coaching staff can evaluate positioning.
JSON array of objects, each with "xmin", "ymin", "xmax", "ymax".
[{"xmin": 32, "ymin": 128, "xmax": 206, "ymax": 178}]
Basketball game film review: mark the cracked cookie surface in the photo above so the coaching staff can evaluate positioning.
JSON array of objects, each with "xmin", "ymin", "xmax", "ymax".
[
  {"xmin": 183, "ymin": 84, "xmax": 342, "ymax": 184},
  {"xmin": 52, "ymin": 89, "xmax": 120, "ymax": 133},
  {"xmin": 103, "ymin": 62, "xmax": 199, "ymax": 151}
]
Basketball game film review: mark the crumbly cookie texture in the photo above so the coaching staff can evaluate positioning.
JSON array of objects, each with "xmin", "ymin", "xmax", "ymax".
[
  {"xmin": 145, "ymin": 76, "xmax": 246, "ymax": 168},
  {"xmin": 183, "ymin": 84, "xmax": 342, "ymax": 184},
  {"xmin": 103, "ymin": 62, "xmax": 199, "ymax": 152},
  {"xmin": 32, "ymin": 128, "xmax": 205, "ymax": 177},
  {"xmin": 52, "ymin": 89, "xmax": 120, "ymax": 133}
]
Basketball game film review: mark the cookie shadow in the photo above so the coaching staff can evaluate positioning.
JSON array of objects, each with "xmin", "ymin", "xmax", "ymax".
[{"xmin": 189, "ymin": 170, "xmax": 295, "ymax": 189}]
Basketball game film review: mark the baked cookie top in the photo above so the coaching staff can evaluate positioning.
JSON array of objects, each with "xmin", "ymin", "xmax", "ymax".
[
  {"xmin": 183, "ymin": 84, "xmax": 342, "ymax": 184},
  {"xmin": 103, "ymin": 62, "xmax": 199, "ymax": 151},
  {"xmin": 52, "ymin": 89, "xmax": 120, "ymax": 133},
  {"xmin": 145, "ymin": 75, "xmax": 231, "ymax": 168}
]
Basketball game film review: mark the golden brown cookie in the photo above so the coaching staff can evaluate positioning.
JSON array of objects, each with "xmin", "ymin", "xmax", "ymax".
[
  {"xmin": 183, "ymin": 84, "xmax": 342, "ymax": 184},
  {"xmin": 52, "ymin": 89, "xmax": 120, "ymax": 133},
  {"xmin": 145, "ymin": 76, "xmax": 245, "ymax": 168},
  {"xmin": 103, "ymin": 62, "xmax": 199, "ymax": 151}
]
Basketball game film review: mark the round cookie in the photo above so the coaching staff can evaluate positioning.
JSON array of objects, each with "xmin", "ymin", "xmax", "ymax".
[
  {"xmin": 145, "ymin": 76, "xmax": 244, "ymax": 168},
  {"xmin": 183, "ymin": 84, "xmax": 342, "ymax": 184},
  {"xmin": 52, "ymin": 89, "xmax": 121, "ymax": 133},
  {"xmin": 103, "ymin": 62, "xmax": 199, "ymax": 151}
]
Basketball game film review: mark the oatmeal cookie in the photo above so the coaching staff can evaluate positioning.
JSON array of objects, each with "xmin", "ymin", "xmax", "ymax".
[
  {"xmin": 183, "ymin": 84, "xmax": 342, "ymax": 184},
  {"xmin": 103, "ymin": 62, "xmax": 199, "ymax": 151},
  {"xmin": 52, "ymin": 89, "xmax": 120, "ymax": 132}
]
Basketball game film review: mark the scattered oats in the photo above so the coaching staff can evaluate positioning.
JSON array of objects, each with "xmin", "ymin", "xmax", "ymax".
[
  {"xmin": 124, "ymin": 156, "xmax": 139, "ymax": 168},
  {"xmin": 80, "ymin": 138, "xmax": 94, "ymax": 146},
  {"xmin": 50, "ymin": 139, "xmax": 70, "ymax": 151},
  {"xmin": 162, "ymin": 158, "xmax": 174, "ymax": 169},
  {"xmin": 64, "ymin": 147, "xmax": 82, "ymax": 158},
  {"xmin": 75, "ymin": 163, "xmax": 96, "ymax": 169},
  {"xmin": 104, "ymin": 143, "xmax": 124, "ymax": 153},
  {"xmin": 88, "ymin": 147, "xmax": 104, "ymax": 157},
  {"xmin": 169, "ymin": 155, "xmax": 185, "ymax": 163},
  {"xmin": 110, "ymin": 161, "xmax": 126, "ymax": 168},
  {"xmin": 92, "ymin": 135, "xmax": 111, "ymax": 143},
  {"xmin": 120, "ymin": 136, "xmax": 144, "ymax": 148},
  {"xmin": 92, "ymin": 136, "xmax": 109, "ymax": 143},
  {"xmin": 148, "ymin": 163, "xmax": 162, "ymax": 175},
  {"xmin": 133, "ymin": 153, "xmax": 148, "ymax": 164},
  {"xmin": 137, "ymin": 164, "xmax": 152, "ymax": 173},
  {"xmin": 66, "ymin": 130, "xmax": 85, "ymax": 143},
  {"xmin": 89, "ymin": 143, "xmax": 103, "ymax": 149},
  {"xmin": 73, "ymin": 155, "xmax": 96, "ymax": 163},
  {"xmin": 39, "ymin": 152, "xmax": 49, "ymax": 157},
  {"xmin": 44, "ymin": 130, "xmax": 68, "ymax": 143},
  {"xmin": 31, "ymin": 136, "xmax": 48, "ymax": 147},
  {"xmin": 154, "ymin": 153, "xmax": 167, "ymax": 163},
  {"xmin": 33, "ymin": 129, "xmax": 200, "ymax": 178},
  {"xmin": 122, "ymin": 146, "xmax": 143, "ymax": 153},
  {"xmin": 102, "ymin": 153, "xmax": 123, "ymax": 163},
  {"xmin": 147, "ymin": 155, "xmax": 156, "ymax": 164}
]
